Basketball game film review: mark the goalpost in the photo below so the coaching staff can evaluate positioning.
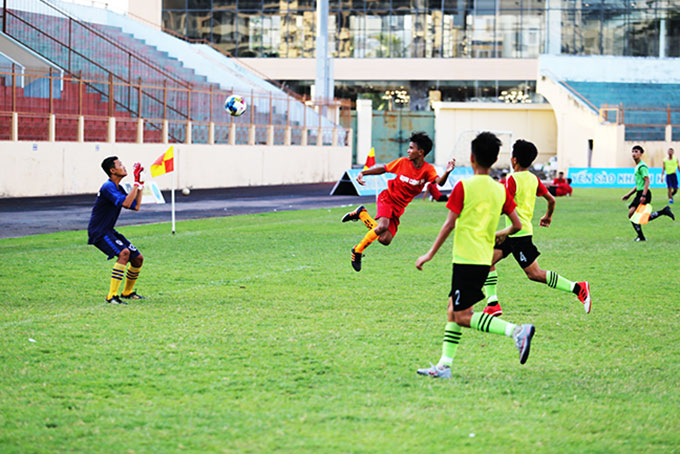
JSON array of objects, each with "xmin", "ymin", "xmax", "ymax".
[{"xmin": 450, "ymin": 129, "xmax": 514, "ymax": 169}]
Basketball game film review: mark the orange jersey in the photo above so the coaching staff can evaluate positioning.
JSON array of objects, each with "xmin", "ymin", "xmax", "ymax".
[{"xmin": 384, "ymin": 157, "xmax": 438, "ymax": 208}]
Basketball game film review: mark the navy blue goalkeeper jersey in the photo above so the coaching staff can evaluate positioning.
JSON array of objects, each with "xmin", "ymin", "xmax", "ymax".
[{"xmin": 87, "ymin": 180, "xmax": 136, "ymax": 243}]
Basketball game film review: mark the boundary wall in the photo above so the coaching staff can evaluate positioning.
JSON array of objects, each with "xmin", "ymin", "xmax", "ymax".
[{"xmin": 0, "ymin": 142, "xmax": 351, "ymax": 197}]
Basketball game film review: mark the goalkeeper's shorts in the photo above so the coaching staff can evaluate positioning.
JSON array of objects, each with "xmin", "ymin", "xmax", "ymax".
[{"xmin": 92, "ymin": 230, "xmax": 141, "ymax": 260}]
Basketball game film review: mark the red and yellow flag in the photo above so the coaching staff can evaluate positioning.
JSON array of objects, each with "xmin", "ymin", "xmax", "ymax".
[
  {"xmin": 363, "ymin": 147, "xmax": 375, "ymax": 171},
  {"xmin": 150, "ymin": 146, "xmax": 174, "ymax": 177},
  {"xmin": 631, "ymin": 203, "xmax": 652, "ymax": 225}
]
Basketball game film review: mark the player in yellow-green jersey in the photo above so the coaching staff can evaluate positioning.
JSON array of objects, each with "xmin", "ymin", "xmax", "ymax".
[
  {"xmin": 661, "ymin": 147, "xmax": 679, "ymax": 204},
  {"xmin": 622, "ymin": 145, "xmax": 674, "ymax": 241},
  {"xmin": 481, "ymin": 140, "xmax": 592, "ymax": 318},
  {"xmin": 414, "ymin": 132, "xmax": 535, "ymax": 379}
]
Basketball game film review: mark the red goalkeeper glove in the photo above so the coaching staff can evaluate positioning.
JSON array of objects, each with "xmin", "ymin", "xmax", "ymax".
[{"xmin": 133, "ymin": 162, "xmax": 145, "ymax": 188}]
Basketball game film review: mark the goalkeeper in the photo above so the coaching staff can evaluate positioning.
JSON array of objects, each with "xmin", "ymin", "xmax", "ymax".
[{"xmin": 87, "ymin": 156, "xmax": 146, "ymax": 304}]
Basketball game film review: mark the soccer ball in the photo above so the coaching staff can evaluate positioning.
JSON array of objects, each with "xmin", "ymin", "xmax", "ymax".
[{"xmin": 224, "ymin": 95, "xmax": 247, "ymax": 117}]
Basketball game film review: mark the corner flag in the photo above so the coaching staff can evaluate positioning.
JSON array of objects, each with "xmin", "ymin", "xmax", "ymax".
[
  {"xmin": 363, "ymin": 147, "xmax": 375, "ymax": 171},
  {"xmin": 150, "ymin": 146, "xmax": 174, "ymax": 177}
]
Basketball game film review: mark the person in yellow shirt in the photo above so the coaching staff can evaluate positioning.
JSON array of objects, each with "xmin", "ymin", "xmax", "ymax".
[
  {"xmin": 482, "ymin": 140, "xmax": 591, "ymax": 318},
  {"xmin": 414, "ymin": 132, "xmax": 534, "ymax": 379},
  {"xmin": 661, "ymin": 147, "xmax": 679, "ymax": 204}
]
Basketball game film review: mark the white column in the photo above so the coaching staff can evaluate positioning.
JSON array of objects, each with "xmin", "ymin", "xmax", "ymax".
[
  {"xmin": 162, "ymin": 120, "xmax": 169, "ymax": 144},
  {"xmin": 107, "ymin": 117, "xmax": 116, "ymax": 143},
  {"xmin": 545, "ymin": 0, "xmax": 562, "ymax": 55},
  {"xmin": 77, "ymin": 115, "xmax": 84, "ymax": 142},
  {"xmin": 660, "ymin": 13, "xmax": 667, "ymax": 58},
  {"xmin": 208, "ymin": 122, "xmax": 215, "ymax": 145},
  {"xmin": 267, "ymin": 125, "xmax": 274, "ymax": 145},
  {"xmin": 48, "ymin": 114, "xmax": 55, "ymax": 142},
  {"xmin": 248, "ymin": 125, "xmax": 256, "ymax": 145},
  {"xmin": 136, "ymin": 118, "xmax": 144, "ymax": 144},
  {"xmin": 356, "ymin": 98, "xmax": 373, "ymax": 166},
  {"xmin": 284, "ymin": 125, "xmax": 292, "ymax": 146},
  {"xmin": 185, "ymin": 121, "xmax": 192, "ymax": 144},
  {"xmin": 11, "ymin": 112, "xmax": 18, "ymax": 141},
  {"xmin": 229, "ymin": 123, "xmax": 236, "ymax": 145}
]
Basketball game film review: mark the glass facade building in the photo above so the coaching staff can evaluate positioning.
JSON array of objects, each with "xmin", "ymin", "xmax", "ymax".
[{"xmin": 162, "ymin": 0, "xmax": 680, "ymax": 59}]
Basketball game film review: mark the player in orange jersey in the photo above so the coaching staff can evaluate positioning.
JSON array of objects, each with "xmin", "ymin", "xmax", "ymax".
[{"xmin": 341, "ymin": 132, "xmax": 452, "ymax": 271}]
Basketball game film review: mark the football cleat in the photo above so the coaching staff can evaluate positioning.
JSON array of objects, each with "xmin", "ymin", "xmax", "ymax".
[
  {"xmin": 341, "ymin": 205, "xmax": 366, "ymax": 223},
  {"xmin": 634, "ymin": 236, "xmax": 646, "ymax": 242},
  {"xmin": 663, "ymin": 206, "xmax": 675, "ymax": 221},
  {"xmin": 417, "ymin": 363, "xmax": 452, "ymax": 379},
  {"xmin": 483, "ymin": 302, "xmax": 503, "ymax": 317},
  {"xmin": 106, "ymin": 295, "xmax": 127, "ymax": 305},
  {"xmin": 121, "ymin": 291, "xmax": 145, "ymax": 300},
  {"xmin": 351, "ymin": 247, "xmax": 362, "ymax": 272},
  {"xmin": 512, "ymin": 324, "xmax": 535, "ymax": 365},
  {"xmin": 575, "ymin": 282, "xmax": 591, "ymax": 314}
]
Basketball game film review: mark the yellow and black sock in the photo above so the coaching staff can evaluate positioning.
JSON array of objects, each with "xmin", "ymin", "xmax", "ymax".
[
  {"xmin": 122, "ymin": 264, "xmax": 142, "ymax": 297},
  {"xmin": 355, "ymin": 229, "xmax": 379, "ymax": 253},
  {"xmin": 359, "ymin": 210, "xmax": 377, "ymax": 229},
  {"xmin": 107, "ymin": 262, "xmax": 126, "ymax": 300}
]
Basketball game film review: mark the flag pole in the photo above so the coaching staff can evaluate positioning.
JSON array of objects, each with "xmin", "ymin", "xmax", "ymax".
[{"xmin": 171, "ymin": 147, "xmax": 176, "ymax": 234}]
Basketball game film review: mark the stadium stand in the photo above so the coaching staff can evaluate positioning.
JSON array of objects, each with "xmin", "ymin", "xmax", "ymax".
[
  {"xmin": 0, "ymin": 0, "xmax": 347, "ymax": 145},
  {"xmin": 557, "ymin": 80, "xmax": 680, "ymax": 141}
]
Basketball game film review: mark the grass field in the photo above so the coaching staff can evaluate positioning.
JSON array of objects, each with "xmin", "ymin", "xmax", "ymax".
[{"xmin": 1, "ymin": 188, "xmax": 679, "ymax": 453}]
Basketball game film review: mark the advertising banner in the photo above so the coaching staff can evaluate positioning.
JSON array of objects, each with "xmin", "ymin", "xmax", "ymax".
[{"xmin": 569, "ymin": 168, "xmax": 665, "ymax": 188}]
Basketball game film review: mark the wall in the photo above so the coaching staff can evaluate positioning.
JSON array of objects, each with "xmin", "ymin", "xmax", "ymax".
[
  {"xmin": 623, "ymin": 140, "xmax": 679, "ymax": 169},
  {"xmin": 0, "ymin": 142, "xmax": 351, "ymax": 198},
  {"xmin": 539, "ymin": 55, "xmax": 680, "ymax": 83},
  {"xmin": 244, "ymin": 58, "xmax": 538, "ymax": 82},
  {"xmin": 536, "ymin": 75, "xmax": 625, "ymax": 170},
  {"xmin": 126, "ymin": 0, "xmax": 161, "ymax": 28},
  {"xmin": 432, "ymin": 102, "xmax": 557, "ymax": 169}
]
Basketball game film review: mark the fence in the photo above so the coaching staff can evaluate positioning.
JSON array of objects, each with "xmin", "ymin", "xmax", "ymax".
[
  {"xmin": 599, "ymin": 104, "xmax": 680, "ymax": 141},
  {"xmin": 0, "ymin": 65, "xmax": 352, "ymax": 145}
]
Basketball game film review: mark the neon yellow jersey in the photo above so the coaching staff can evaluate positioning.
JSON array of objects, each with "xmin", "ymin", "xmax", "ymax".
[
  {"xmin": 446, "ymin": 175, "xmax": 515, "ymax": 265},
  {"xmin": 504, "ymin": 171, "xmax": 549, "ymax": 238},
  {"xmin": 664, "ymin": 157, "xmax": 678, "ymax": 175}
]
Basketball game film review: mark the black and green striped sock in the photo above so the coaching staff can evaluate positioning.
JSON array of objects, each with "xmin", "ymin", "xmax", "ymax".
[
  {"xmin": 470, "ymin": 312, "xmax": 515, "ymax": 337},
  {"xmin": 546, "ymin": 270, "xmax": 576, "ymax": 293},
  {"xmin": 438, "ymin": 322, "xmax": 462, "ymax": 366},
  {"xmin": 483, "ymin": 270, "xmax": 499, "ymax": 303}
]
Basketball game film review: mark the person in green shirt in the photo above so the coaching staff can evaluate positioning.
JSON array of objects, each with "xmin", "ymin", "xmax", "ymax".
[
  {"xmin": 661, "ymin": 147, "xmax": 679, "ymax": 204},
  {"xmin": 414, "ymin": 132, "xmax": 534, "ymax": 379},
  {"xmin": 622, "ymin": 145, "xmax": 674, "ymax": 241}
]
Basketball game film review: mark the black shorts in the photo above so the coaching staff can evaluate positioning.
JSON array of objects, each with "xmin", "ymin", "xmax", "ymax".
[
  {"xmin": 495, "ymin": 235, "xmax": 540, "ymax": 269},
  {"xmin": 449, "ymin": 264, "xmax": 489, "ymax": 312},
  {"xmin": 92, "ymin": 230, "xmax": 141, "ymax": 260},
  {"xmin": 629, "ymin": 190, "xmax": 652, "ymax": 209}
]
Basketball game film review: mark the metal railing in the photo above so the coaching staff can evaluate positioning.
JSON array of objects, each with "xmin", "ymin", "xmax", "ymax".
[
  {"xmin": 0, "ymin": 66, "xmax": 352, "ymax": 145},
  {"xmin": 543, "ymin": 71, "xmax": 680, "ymax": 141}
]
